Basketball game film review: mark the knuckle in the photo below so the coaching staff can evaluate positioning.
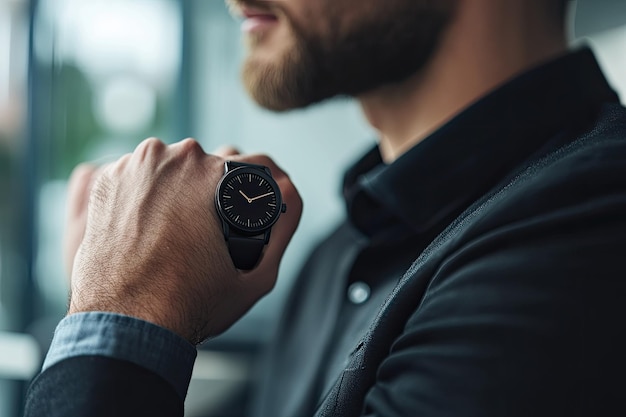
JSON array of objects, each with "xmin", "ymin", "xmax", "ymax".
[
  {"xmin": 212, "ymin": 145, "xmax": 240, "ymax": 157},
  {"xmin": 243, "ymin": 154, "xmax": 287, "ymax": 177},
  {"xmin": 139, "ymin": 137, "xmax": 165, "ymax": 150},
  {"xmin": 177, "ymin": 138, "xmax": 205, "ymax": 155},
  {"xmin": 135, "ymin": 137, "xmax": 165, "ymax": 160},
  {"xmin": 243, "ymin": 153, "xmax": 274, "ymax": 166}
]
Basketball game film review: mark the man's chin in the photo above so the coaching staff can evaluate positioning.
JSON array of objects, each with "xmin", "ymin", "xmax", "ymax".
[
  {"xmin": 244, "ymin": 85, "xmax": 322, "ymax": 113},
  {"xmin": 241, "ymin": 55, "xmax": 325, "ymax": 112}
]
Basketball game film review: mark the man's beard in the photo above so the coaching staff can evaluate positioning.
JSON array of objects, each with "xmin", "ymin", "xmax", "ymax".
[{"xmin": 241, "ymin": 1, "xmax": 457, "ymax": 112}]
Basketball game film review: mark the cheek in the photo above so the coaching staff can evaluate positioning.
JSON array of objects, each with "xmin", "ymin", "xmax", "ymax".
[
  {"xmin": 286, "ymin": 0, "xmax": 385, "ymax": 47},
  {"xmin": 280, "ymin": 0, "xmax": 334, "ymax": 39}
]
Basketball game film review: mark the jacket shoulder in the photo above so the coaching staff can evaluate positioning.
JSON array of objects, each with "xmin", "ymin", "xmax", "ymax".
[{"xmin": 462, "ymin": 103, "xmax": 626, "ymax": 237}]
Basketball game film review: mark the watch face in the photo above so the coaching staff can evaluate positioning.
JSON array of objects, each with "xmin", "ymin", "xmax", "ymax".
[{"xmin": 216, "ymin": 166, "xmax": 283, "ymax": 234}]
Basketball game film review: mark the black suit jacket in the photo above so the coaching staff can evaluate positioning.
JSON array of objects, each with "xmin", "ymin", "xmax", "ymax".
[
  {"xmin": 316, "ymin": 104, "xmax": 626, "ymax": 417},
  {"xmin": 25, "ymin": 100, "xmax": 626, "ymax": 415}
]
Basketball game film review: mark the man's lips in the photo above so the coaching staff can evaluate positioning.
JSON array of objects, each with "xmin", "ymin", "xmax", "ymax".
[
  {"xmin": 240, "ymin": 7, "xmax": 279, "ymax": 33},
  {"xmin": 228, "ymin": 3, "xmax": 279, "ymax": 33}
]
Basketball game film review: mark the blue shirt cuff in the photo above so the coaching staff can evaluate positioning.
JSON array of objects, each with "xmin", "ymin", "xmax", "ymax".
[{"xmin": 42, "ymin": 312, "xmax": 197, "ymax": 400}]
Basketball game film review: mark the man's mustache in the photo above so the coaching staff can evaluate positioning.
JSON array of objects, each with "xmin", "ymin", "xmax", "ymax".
[{"xmin": 226, "ymin": 0, "xmax": 280, "ymax": 13}]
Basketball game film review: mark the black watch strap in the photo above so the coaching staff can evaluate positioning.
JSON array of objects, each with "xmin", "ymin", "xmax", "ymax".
[{"xmin": 227, "ymin": 234, "xmax": 266, "ymax": 270}]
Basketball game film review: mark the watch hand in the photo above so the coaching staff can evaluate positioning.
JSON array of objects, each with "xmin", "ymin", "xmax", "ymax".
[
  {"xmin": 249, "ymin": 192, "xmax": 275, "ymax": 202},
  {"xmin": 239, "ymin": 190, "xmax": 252, "ymax": 203}
]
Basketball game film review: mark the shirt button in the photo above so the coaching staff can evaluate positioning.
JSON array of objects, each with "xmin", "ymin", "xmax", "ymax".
[{"xmin": 348, "ymin": 282, "xmax": 371, "ymax": 305}]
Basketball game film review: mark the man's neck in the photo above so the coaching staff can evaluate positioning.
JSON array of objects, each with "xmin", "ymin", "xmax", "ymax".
[{"xmin": 359, "ymin": 1, "xmax": 568, "ymax": 163}]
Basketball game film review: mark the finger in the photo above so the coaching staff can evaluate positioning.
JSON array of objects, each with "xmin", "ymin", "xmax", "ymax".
[
  {"xmin": 236, "ymin": 153, "xmax": 290, "ymax": 181},
  {"xmin": 213, "ymin": 145, "xmax": 241, "ymax": 158},
  {"xmin": 131, "ymin": 137, "xmax": 167, "ymax": 165},
  {"xmin": 66, "ymin": 164, "xmax": 100, "ymax": 219},
  {"xmin": 244, "ymin": 175, "xmax": 303, "ymax": 282},
  {"xmin": 65, "ymin": 164, "xmax": 101, "ymax": 278},
  {"xmin": 170, "ymin": 137, "xmax": 206, "ymax": 154}
]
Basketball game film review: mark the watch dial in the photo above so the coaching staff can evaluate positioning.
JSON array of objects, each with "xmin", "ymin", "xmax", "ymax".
[{"xmin": 218, "ymin": 169, "xmax": 281, "ymax": 233}]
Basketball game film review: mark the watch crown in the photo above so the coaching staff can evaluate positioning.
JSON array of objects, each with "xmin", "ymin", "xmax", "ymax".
[{"xmin": 281, "ymin": 204, "xmax": 287, "ymax": 213}]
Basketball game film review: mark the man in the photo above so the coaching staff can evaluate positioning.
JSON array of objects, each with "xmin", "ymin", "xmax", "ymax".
[{"xmin": 25, "ymin": 0, "xmax": 626, "ymax": 416}]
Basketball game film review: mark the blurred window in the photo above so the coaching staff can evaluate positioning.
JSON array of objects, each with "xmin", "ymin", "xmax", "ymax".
[
  {"xmin": 32, "ymin": 0, "xmax": 183, "ymax": 319},
  {"xmin": 0, "ymin": 0, "xmax": 29, "ymax": 415}
]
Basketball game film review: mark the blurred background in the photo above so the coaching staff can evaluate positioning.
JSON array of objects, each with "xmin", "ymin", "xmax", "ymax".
[{"xmin": 0, "ymin": 0, "xmax": 624, "ymax": 416}]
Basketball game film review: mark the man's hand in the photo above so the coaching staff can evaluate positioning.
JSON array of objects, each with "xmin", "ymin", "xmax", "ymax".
[{"xmin": 64, "ymin": 138, "xmax": 302, "ymax": 344}]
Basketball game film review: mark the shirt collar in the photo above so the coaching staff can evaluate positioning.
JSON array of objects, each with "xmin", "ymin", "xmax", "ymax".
[{"xmin": 343, "ymin": 48, "xmax": 619, "ymax": 240}]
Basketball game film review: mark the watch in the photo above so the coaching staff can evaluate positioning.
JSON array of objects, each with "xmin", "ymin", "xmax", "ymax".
[{"xmin": 215, "ymin": 161, "xmax": 287, "ymax": 270}]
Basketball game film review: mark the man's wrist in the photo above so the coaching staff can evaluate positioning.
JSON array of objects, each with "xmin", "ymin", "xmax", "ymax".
[{"xmin": 68, "ymin": 286, "xmax": 198, "ymax": 344}]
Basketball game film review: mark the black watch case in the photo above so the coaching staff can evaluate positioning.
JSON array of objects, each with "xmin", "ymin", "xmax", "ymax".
[{"xmin": 215, "ymin": 162, "xmax": 285, "ymax": 241}]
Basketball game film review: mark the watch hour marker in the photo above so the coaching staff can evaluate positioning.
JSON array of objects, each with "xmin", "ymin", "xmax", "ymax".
[
  {"xmin": 268, "ymin": 203, "xmax": 276, "ymax": 207},
  {"xmin": 249, "ymin": 174, "xmax": 252, "ymax": 182},
  {"xmin": 266, "ymin": 211, "xmax": 271, "ymax": 217},
  {"xmin": 237, "ymin": 177, "xmax": 242, "ymax": 184},
  {"xmin": 225, "ymin": 206, "xmax": 234, "ymax": 211},
  {"xmin": 259, "ymin": 179, "xmax": 264, "ymax": 186},
  {"xmin": 227, "ymin": 184, "xmax": 234, "ymax": 190}
]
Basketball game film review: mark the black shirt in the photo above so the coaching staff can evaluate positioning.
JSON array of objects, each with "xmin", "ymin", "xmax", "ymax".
[{"xmin": 252, "ymin": 47, "xmax": 620, "ymax": 417}]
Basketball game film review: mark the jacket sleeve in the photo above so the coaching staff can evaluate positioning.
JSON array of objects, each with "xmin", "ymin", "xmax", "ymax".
[
  {"xmin": 23, "ymin": 312, "xmax": 196, "ymax": 416},
  {"xmin": 24, "ymin": 355, "xmax": 184, "ymax": 417}
]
